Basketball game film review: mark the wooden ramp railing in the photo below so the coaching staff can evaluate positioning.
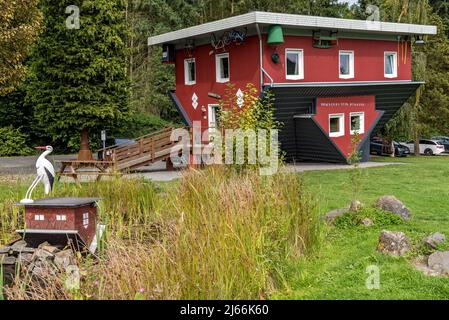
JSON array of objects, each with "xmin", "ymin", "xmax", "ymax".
[
  {"xmin": 99, "ymin": 126, "xmax": 181, "ymax": 172},
  {"xmin": 58, "ymin": 126, "xmax": 209, "ymax": 182}
]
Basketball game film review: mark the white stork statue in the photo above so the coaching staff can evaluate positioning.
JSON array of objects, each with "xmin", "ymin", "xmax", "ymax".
[{"xmin": 20, "ymin": 146, "xmax": 56, "ymax": 204}]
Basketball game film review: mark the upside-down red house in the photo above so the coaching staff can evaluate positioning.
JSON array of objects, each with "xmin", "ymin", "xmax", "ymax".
[{"xmin": 148, "ymin": 12, "xmax": 436, "ymax": 163}]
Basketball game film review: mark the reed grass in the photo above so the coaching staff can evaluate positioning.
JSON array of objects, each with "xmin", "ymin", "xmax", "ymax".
[{"xmin": 2, "ymin": 167, "xmax": 321, "ymax": 300}]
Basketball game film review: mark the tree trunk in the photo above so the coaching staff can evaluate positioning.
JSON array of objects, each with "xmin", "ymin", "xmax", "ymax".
[
  {"xmin": 78, "ymin": 128, "xmax": 93, "ymax": 161},
  {"xmin": 414, "ymin": 136, "xmax": 420, "ymax": 156}
]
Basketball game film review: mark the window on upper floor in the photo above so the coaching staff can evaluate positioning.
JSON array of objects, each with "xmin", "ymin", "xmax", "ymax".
[
  {"xmin": 384, "ymin": 52, "xmax": 398, "ymax": 78},
  {"xmin": 350, "ymin": 112, "xmax": 365, "ymax": 135},
  {"xmin": 216, "ymin": 53, "xmax": 230, "ymax": 83},
  {"xmin": 339, "ymin": 51, "xmax": 354, "ymax": 79},
  {"xmin": 184, "ymin": 58, "xmax": 196, "ymax": 85},
  {"xmin": 329, "ymin": 114, "xmax": 345, "ymax": 137},
  {"xmin": 34, "ymin": 214, "xmax": 45, "ymax": 221},
  {"xmin": 285, "ymin": 49, "xmax": 304, "ymax": 80}
]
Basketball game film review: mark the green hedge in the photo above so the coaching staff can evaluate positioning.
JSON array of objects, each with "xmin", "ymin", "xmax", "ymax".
[{"xmin": 0, "ymin": 126, "xmax": 33, "ymax": 157}]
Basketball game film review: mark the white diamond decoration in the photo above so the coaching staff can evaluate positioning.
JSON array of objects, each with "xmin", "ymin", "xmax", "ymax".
[
  {"xmin": 192, "ymin": 93, "xmax": 198, "ymax": 109},
  {"xmin": 236, "ymin": 89, "xmax": 244, "ymax": 108}
]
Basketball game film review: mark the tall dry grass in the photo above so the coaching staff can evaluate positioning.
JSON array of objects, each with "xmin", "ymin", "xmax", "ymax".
[{"xmin": 3, "ymin": 167, "xmax": 321, "ymax": 300}]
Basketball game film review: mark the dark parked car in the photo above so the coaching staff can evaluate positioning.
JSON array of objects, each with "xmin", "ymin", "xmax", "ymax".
[
  {"xmin": 432, "ymin": 136, "xmax": 449, "ymax": 153},
  {"xmin": 97, "ymin": 137, "xmax": 135, "ymax": 160},
  {"xmin": 370, "ymin": 138, "xmax": 410, "ymax": 157}
]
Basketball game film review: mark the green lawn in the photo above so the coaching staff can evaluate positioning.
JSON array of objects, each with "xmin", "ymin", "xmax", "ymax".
[{"xmin": 275, "ymin": 156, "xmax": 449, "ymax": 300}]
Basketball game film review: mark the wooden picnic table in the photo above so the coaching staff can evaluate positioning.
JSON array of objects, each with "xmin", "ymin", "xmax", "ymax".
[{"xmin": 57, "ymin": 160, "xmax": 115, "ymax": 184}]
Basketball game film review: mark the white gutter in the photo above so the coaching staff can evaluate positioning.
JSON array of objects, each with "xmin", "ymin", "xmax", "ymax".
[
  {"xmin": 256, "ymin": 23, "xmax": 274, "ymax": 89},
  {"xmin": 148, "ymin": 11, "xmax": 437, "ymax": 46},
  {"xmin": 256, "ymin": 23, "xmax": 263, "ymax": 89},
  {"xmin": 262, "ymin": 69, "xmax": 274, "ymax": 87}
]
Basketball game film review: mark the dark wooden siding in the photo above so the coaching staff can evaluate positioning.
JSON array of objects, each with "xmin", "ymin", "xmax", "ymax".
[
  {"xmin": 269, "ymin": 82, "xmax": 421, "ymax": 163},
  {"xmin": 294, "ymin": 116, "xmax": 347, "ymax": 163}
]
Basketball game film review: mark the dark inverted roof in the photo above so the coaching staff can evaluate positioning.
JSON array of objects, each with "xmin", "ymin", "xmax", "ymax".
[
  {"xmin": 18, "ymin": 197, "xmax": 101, "ymax": 208},
  {"xmin": 267, "ymin": 81, "xmax": 422, "ymax": 134}
]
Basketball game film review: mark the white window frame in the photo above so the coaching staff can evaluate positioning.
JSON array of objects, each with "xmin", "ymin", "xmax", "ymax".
[
  {"xmin": 207, "ymin": 104, "xmax": 221, "ymax": 147},
  {"xmin": 184, "ymin": 58, "xmax": 196, "ymax": 85},
  {"xmin": 339, "ymin": 50, "xmax": 354, "ymax": 79},
  {"xmin": 384, "ymin": 51, "xmax": 398, "ymax": 78},
  {"xmin": 56, "ymin": 214, "xmax": 67, "ymax": 221},
  {"xmin": 329, "ymin": 113, "xmax": 345, "ymax": 138},
  {"xmin": 83, "ymin": 212, "xmax": 89, "ymax": 226},
  {"xmin": 208, "ymin": 104, "xmax": 219, "ymax": 131},
  {"xmin": 215, "ymin": 53, "xmax": 230, "ymax": 83},
  {"xmin": 285, "ymin": 49, "xmax": 304, "ymax": 80},
  {"xmin": 350, "ymin": 112, "xmax": 365, "ymax": 135},
  {"xmin": 34, "ymin": 215, "xmax": 45, "ymax": 221}
]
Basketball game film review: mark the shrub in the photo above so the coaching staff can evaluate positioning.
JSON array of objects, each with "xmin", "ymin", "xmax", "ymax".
[
  {"xmin": 0, "ymin": 126, "xmax": 33, "ymax": 157},
  {"xmin": 219, "ymin": 83, "xmax": 283, "ymax": 171},
  {"xmin": 334, "ymin": 207, "xmax": 404, "ymax": 229}
]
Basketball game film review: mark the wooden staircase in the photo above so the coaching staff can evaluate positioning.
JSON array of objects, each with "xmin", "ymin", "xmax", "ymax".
[{"xmin": 101, "ymin": 127, "xmax": 182, "ymax": 172}]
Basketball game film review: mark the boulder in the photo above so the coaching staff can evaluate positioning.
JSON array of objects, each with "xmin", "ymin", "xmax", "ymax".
[
  {"xmin": 54, "ymin": 249, "xmax": 76, "ymax": 272},
  {"xmin": 41, "ymin": 245, "xmax": 60, "ymax": 254},
  {"xmin": 0, "ymin": 246, "xmax": 11, "ymax": 254},
  {"xmin": 325, "ymin": 208, "xmax": 349, "ymax": 224},
  {"xmin": 375, "ymin": 196, "xmax": 411, "ymax": 220},
  {"xmin": 30, "ymin": 260, "xmax": 57, "ymax": 277},
  {"xmin": 38, "ymin": 241, "xmax": 51, "ymax": 249},
  {"xmin": 10, "ymin": 240, "xmax": 34, "ymax": 254},
  {"xmin": 377, "ymin": 230, "xmax": 411, "ymax": 256},
  {"xmin": 413, "ymin": 256, "xmax": 443, "ymax": 277},
  {"xmin": 11, "ymin": 240, "xmax": 27, "ymax": 250},
  {"xmin": 17, "ymin": 253, "xmax": 34, "ymax": 265},
  {"xmin": 361, "ymin": 218, "xmax": 374, "ymax": 227},
  {"xmin": 423, "ymin": 233, "xmax": 446, "ymax": 250},
  {"xmin": 0, "ymin": 254, "xmax": 16, "ymax": 265},
  {"xmin": 428, "ymin": 251, "xmax": 449, "ymax": 276},
  {"xmin": 33, "ymin": 248, "xmax": 55, "ymax": 261},
  {"xmin": 13, "ymin": 247, "xmax": 35, "ymax": 254},
  {"xmin": 350, "ymin": 200, "xmax": 363, "ymax": 212}
]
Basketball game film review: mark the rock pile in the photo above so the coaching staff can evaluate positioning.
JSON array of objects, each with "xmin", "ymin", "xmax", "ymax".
[
  {"xmin": 0, "ymin": 240, "xmax": 77, "ymax": 284},
  {"xmin": 376, "ymin": 230, "xmax": 449, "ymax": 277}
]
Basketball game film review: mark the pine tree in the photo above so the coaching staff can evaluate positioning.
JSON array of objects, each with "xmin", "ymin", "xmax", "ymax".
[{"xmin": 27, "ymin": 0, "xmax": 130, "ymax": 154}]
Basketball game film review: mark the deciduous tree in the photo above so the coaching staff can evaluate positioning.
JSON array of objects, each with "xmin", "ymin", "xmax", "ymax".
[{"xmin": 0, "ymin": 0, "xmax": 41, "ymax": 95}]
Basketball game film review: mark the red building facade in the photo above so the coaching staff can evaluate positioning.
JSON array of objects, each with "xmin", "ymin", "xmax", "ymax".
[{"xmin": 149, "ymin": 12, "xmax": 436, "ymax": 163}]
